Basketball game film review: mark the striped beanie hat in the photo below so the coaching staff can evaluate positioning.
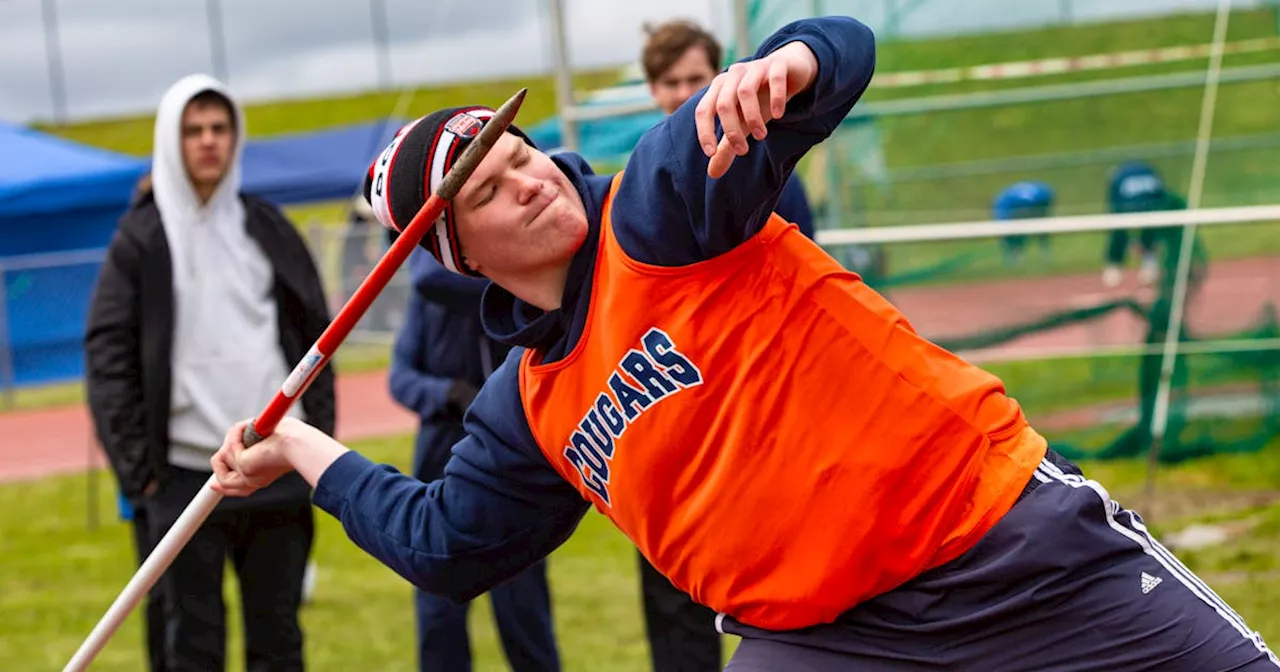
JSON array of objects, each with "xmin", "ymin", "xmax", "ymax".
[{"xmin": 364, "ymin": 106, "xmax": 535, "ymax": 276}]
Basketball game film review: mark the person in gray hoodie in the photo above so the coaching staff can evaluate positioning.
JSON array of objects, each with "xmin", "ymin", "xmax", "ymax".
[{"xmin": 85, "ymin": 74, "xmax": 334, "ymax": 672}]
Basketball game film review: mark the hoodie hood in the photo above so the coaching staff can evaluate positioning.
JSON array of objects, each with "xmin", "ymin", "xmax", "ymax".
[
  {"xmin": 152, "ymin": 74, "xmax": 245, "ymax": 208},
  {"xmin": 151, "ymin": 74, "xmax": 246, "ymax": 288},
  {"xmin": 407, "ymin": 245, "xmax": 489, "ymax": 312}
]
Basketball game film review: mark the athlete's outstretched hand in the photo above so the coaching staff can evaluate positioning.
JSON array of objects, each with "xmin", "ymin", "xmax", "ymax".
[
  {"xmin": 695, "ymin": 41, "xmax": 819, "ymax": 179},
  {"xmin": 211, "ymin": 416, "xmax": 349, "ymax": 497}
]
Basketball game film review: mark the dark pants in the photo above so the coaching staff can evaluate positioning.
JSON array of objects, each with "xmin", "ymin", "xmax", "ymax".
[
  {"xmin": 412, "ymin": 432, "xmax": 561, "ymax": 672},
  {"xmin": 414, "ymin": 561, "xmax": 560, "ymax": 672},
  {"xmin": 1106, "ymin": 228, "xmax": 1160, "ymax": 265},
  {"xmin": 722, "ymin": 450, "xmax": 1279, "ymax": 670},
  {"xmin": 128, "ymin": 503, "xmax": 167, "ymax": 672},
  {"xmin": 146, "ymin": 466, "xmax": 314, "ymax": 672},
  {"xmin": 638, "ymin": 551, "xmax": 722, "ymax": 672}
]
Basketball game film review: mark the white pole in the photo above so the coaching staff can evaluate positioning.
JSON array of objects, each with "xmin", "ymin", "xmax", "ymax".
[
  {"xmin": 1143, "ymin": 0, "xmax": 1232, "ymax": 506},
  {"xmin": 734, "ymin": 0, "xmax": 751, "ymax": 60},
  {"xmin": 63, "ymin": 477, "xmax": 224, "ymax": 671},
  {"xmin": 545, "ymin": 0, "xmax": 578, "ymax": 151}
]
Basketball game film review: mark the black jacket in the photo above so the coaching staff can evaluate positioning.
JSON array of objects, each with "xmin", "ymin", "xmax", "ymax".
[{"xmin": 84, "ymin": 191, "xmax": 336, "ymax": 502}]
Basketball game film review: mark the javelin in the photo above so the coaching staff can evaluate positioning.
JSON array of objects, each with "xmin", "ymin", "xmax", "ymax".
[{"xmin": 62, "ymin": 87, "xmax": 528, "ymax": 672}]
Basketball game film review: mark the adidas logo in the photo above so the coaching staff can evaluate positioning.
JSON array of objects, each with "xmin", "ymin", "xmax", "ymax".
[{"xmin": 1141, "ymin": 572, "xmax": 1163, "ymax": 594}]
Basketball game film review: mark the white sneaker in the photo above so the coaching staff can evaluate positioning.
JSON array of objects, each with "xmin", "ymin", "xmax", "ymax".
[
  {"xmin": 302, "ymin": 561, "xmax": 317, "ymax": 605},
  {"xmin": 1138, "ymin": 255, "xmax": 1159, "ymax": 285},
  {"xmin": 1102, "ymin": 265, "xmax": 1123, "ymax": 288}
]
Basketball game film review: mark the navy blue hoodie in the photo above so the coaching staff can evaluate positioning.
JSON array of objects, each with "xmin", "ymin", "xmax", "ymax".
[
  {"xmin": 313, "ymin": 16, "xmax": 877, "ymax": 604},
  {"xmin": 388, "ymin": 249, "xmax": 506, "ymax": 481}
]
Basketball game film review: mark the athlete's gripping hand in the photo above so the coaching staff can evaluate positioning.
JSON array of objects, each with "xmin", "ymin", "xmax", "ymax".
[
  {"xmin": 212, "ymin": 417, "xmax": 336, "ymax": 497},
  {"xmin": 695, "ymin": 41, "xmax": 819, "ymax": 179}
]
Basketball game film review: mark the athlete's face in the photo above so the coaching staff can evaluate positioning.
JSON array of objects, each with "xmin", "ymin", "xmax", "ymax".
[{"xmin": 451, "ymin": 132, "xmax": 588, "ymax": 279}]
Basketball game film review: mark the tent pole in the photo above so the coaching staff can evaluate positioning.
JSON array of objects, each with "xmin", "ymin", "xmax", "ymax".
[{"xmin": 545, "ymin": 0, "xmax": 579, "ymax": 151}]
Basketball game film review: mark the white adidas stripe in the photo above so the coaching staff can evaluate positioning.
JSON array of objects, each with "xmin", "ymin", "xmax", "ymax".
[
  {"xmin": 1037, "ymin": 459, "xmax": 1249, "ymax": 631},
  {"xmin": 1035, "ymin": 459, "xmax": 1279, "ymax": 666}
]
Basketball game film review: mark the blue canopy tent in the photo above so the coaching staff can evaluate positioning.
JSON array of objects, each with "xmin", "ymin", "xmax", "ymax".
[
  {"xmin": 522, "ymin": 80, "xmax": 665, "ymax": 168},
  {"xmin": 0, "ymin": 118, "xmax": 403, "ymax": 391},
  {"xmin": 240, "ymin": 119, "xmax": 402, "ymax": 205},
  {"xmin": 0, "ymin": 122, "xmax": 149, "ymax": 255},
  {"xmin": 524, "ymin": 110, "xmax": 665, "ymax": 172},
  {"xmin": 0, "ymin": 122, "xmax": 149, "ymax": 388}
]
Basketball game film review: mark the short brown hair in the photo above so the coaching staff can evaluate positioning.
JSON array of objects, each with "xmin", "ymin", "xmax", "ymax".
[
  {"xmin": 641, "ymin": 20, "xmax": 722, "ymax": 83},
  {"xmin": 186, "ymin": 89, "xmax": 237, "ymax": 128}
]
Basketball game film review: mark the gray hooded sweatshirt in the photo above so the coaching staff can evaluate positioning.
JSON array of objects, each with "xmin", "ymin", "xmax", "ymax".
[{"xmin": 150, "ymin": 74, "xmax": 303, "ymax": 470}]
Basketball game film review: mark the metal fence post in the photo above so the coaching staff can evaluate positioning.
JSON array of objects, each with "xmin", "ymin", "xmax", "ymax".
[{"xmin": 0, "ymin": 260, "xmax": 15, "ymax": 410}]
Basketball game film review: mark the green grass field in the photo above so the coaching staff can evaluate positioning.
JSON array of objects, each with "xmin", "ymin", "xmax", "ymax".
[
  {"xmin": 0, "ymin": 436, "xmax": 683, "ymax": 671},
  {"xmin": 1, "ymin": 434, "xmax": 1277, "ymax": 671},
  {"xmin": 861, "ymin": 220, "xmax": 1273, "ymax": 291},
  {"xmin": 814, "ymin": 8, "xmax": 1280, "ymax": 226}
]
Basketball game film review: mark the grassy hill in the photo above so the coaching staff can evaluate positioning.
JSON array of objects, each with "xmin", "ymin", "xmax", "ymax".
[
  {"xmin": 38, "ymin": 9, "xmax": 1280, "ymax": 154},
  {"xmin": 34, "ymin": 8, "xmax": 1280, "ymax": 227},
  {"xmin": 834, "ymin": 7, "xmax": 1280, "ymax": 222},
  {"xmin": 35, "ymin": 69, "xmax": 621, "ymax": 158}
]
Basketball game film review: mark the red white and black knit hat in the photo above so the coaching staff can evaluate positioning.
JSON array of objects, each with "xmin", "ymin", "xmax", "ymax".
[{"xmin": 363, "ymin": 106, "xmax": 536, "ymax": 277}]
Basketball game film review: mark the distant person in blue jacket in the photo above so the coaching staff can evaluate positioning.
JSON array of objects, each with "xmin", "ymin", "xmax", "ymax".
[
  {"xmin": 1103, "ymin": 161, "xmax": 1175, "ymax": 288},
  {"xmin": 993, "ymin": 180, "xmax": 1054, "ymax": 267},
  {"xmin": 388, "ymin": 245, "xmax": 562, "ymax": 672}
]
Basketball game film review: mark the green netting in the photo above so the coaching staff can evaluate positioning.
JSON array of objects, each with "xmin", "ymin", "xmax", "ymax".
[
  {"xmin": 1050, "ymin": 249, "xmax": 1280, "ymax": 464},
  {"xmin": 739, "ymin": 2, "xmax": 1280, "ymax": 462},
  {"xmin": 757, "ymin": 5, "xmax": 1280, "ymax": 231},
  {"xmin": 856, "ymin": 208, "xmax": 1280, "ymax": 465}
]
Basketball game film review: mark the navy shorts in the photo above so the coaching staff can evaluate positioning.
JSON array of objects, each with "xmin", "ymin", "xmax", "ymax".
[{"xmin": 720, "ymin": 450, "xmax": 1279, "ymax": 671}]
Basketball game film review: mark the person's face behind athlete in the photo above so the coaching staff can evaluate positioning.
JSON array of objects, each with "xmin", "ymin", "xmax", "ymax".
[
  {"xmin": 451, "ymin": 131, "xmax": 588, "ymax": 284},
  {"xmin": 180, "ymin": 96, "xmax": 235, "ymax": 200},
  {"xmin": 650, "ymin": 44, "xmax": 719, "ymax": 115}
]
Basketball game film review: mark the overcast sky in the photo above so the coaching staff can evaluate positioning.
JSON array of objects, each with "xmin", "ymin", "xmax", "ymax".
[
  {"xmin": 0, "ymin": 0, "xmax": 1248, "ymax": 125},
  {"xmin": 0, "ymin": 0, "xmax": 733, "ymax": 124}
]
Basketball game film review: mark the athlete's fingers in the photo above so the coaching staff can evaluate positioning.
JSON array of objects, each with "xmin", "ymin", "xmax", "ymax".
[
  {"xmin": 211, "ymin": 477, "xmax": 256, "ymax": 498},
  {"xmin": 767, "ymin": 58, "xmax": 789, "ymax": 120},
  {"xmin": 212, "ymin": 448, "xmax": 234, "ymax": 481},
  {"xmin": 715, "ymin": 65, "xmax": 750, "ymax": 156},
  {"xmin": 694, "ymin": 76, "xmax": 726, "ymax": 157},
  {"xmin": 211, "ymin": 451, "xmax": 254, "ymax": 497},
  {"xmin": 735, "ymin": 63, "xmax": 767, "ymax": 141},
  {"xmin": 707, "ymin": 135, "xmax": 735, "ymax": 179}
]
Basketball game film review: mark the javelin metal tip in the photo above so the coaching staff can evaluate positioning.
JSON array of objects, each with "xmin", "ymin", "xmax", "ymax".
[
  {"xmin": 437, "ymin": 87, "xmax": 529, "ymax": 200},
  {"xmin": 492, "ymin": 87, "xmax": 528, "ymax": 125}
]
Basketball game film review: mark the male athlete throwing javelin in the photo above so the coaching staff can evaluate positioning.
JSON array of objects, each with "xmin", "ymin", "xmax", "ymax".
[{"xmin": 210, "ymin": 16, "xmax": 1277, "ymax": 670}]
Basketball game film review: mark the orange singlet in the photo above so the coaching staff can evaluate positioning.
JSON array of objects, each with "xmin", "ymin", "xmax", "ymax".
[{"xmin": 520, "ymin": 173, "xmax": 1046, "ymax": 631}]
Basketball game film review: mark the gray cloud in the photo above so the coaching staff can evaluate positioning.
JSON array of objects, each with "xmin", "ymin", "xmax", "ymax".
[
  {"xmin": 0, "ymin": 0, "xmax": 724, "ymax": 124},
  {"xmin": 0, "ymin": 0, "xmax": 1240, "ymax": 125}
]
